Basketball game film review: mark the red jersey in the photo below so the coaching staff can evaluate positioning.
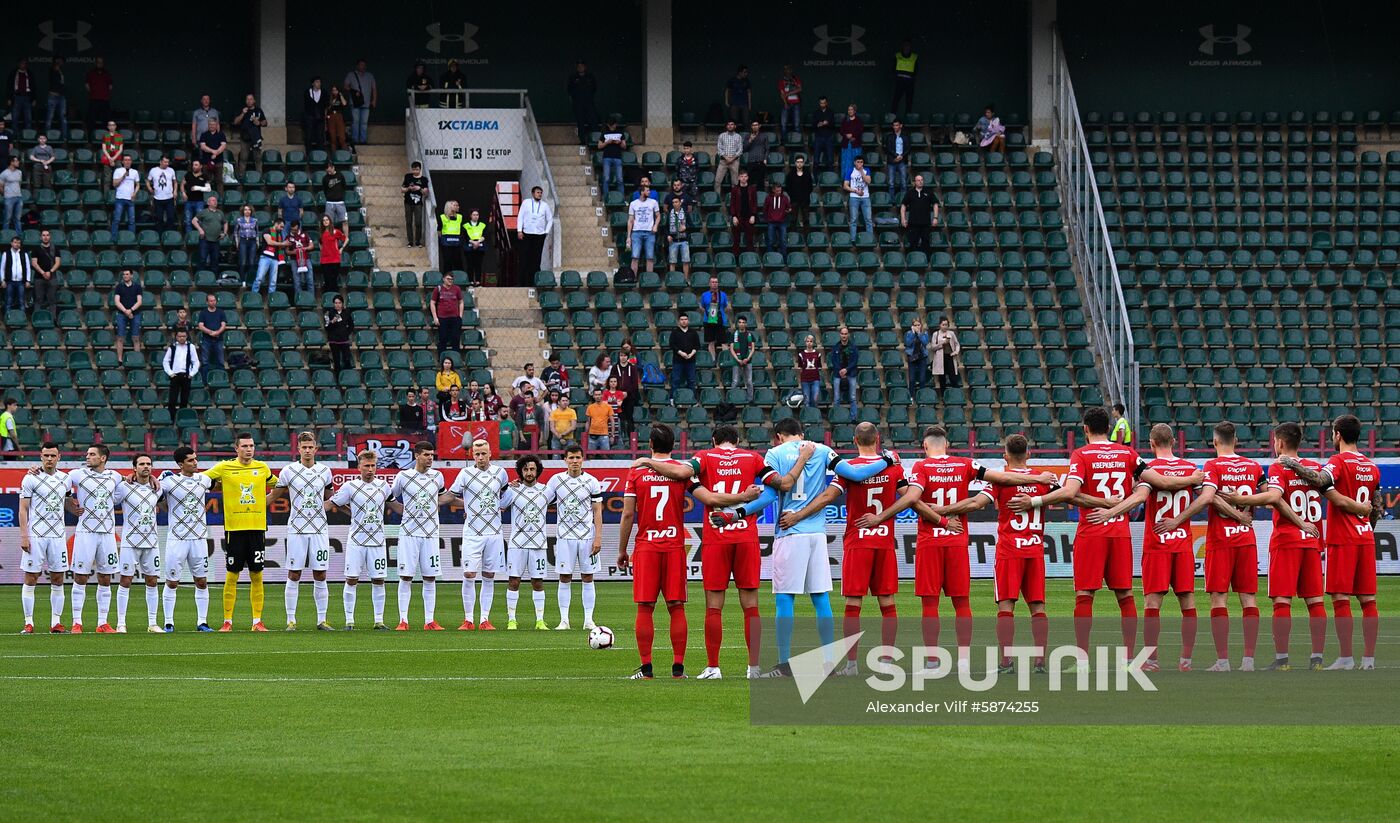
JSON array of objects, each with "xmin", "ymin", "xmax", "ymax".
[
  {"xmin": 1067, "ymin": 441, "xmax": 1148, "ymax": 538},
  {"xmin": 1202, "ymin": 455, "xmax": 1264, "ymax": 546},
  {"xmin": 984, "ymin": 467, "xmax": 1053, "ymax": 559},
  {"xmin": 1267, "ymin": 458, "xmax": 1324, "ymax": 551},
  {"xmin": 624, "ymin": 461, "xmax": 689, "ymax": 551},
  {"xmin": 907, "ymin": 455, "xmax": 986, "ymax": 546},
  {"xmin": 1138, "ymin": 456, "xmax": 1199, "ymax": 553},
  {"xmin": 1322, "ymin": 451, "xmax": 1379, "ymax": 547},
  {"xmin": 835, "ymin": 457, "xmax": 906, "ymax": 551},
  {"xmin": 687, "ymin": 446, "xmax": 773, "ymax": 545}
]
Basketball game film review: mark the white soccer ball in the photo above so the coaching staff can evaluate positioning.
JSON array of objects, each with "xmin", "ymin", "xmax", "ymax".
[
  {"xmin": 784, "ymin": 392, "xmax": 805, "ymax": 408},
  {"xmin": 588, "ymin": 625, "xmax": 615, "ymax": 650}
]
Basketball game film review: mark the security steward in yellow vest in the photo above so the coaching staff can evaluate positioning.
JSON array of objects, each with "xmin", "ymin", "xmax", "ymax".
[
  {"xmin": 892, "ymin": 39, "xmax": 918, "ymax": 116},
  {"xmin": 438, "ymin": 200, "xmax": 464, "ymax": 273},
  {"xmin": 463, "ymin": 210, "xmax": 487, "ymax": 286}
]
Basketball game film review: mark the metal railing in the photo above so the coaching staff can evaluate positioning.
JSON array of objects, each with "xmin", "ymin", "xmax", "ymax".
[{"xmin": 1049, "ymin": 28, "xmax": 1140, "ymax": 438}]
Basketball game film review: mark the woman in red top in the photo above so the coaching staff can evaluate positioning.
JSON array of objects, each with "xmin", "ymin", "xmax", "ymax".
[
  {"xmin": 602, "ymin": 375, "xmax": 627, "ymax": 440},
  {"xmin": 481, "ymin": 383, "xmax": 504, "ymax": 418},
  {"xmin": 797, "ymin": 333, "xmax": 823, "ymax": 407},
  {"xmin": 318, "ymin": 214, "xmax": 347, "ymax": 294},
  {"xmin": 839, "ymin": 103, "xmax": 864, "ymax": 181}
]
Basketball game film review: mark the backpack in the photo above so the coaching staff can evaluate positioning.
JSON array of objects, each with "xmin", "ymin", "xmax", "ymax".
[
  {"xmin": 640, "ymin": 362, "xmax": 665, "ymax": 386},
  {"xmin": 614, "ymin": 264, "xmax": 636, "ymax": 286},
  {"xmin": 714, "ymin": 402, "xmax": 738, "ymax": 423}
]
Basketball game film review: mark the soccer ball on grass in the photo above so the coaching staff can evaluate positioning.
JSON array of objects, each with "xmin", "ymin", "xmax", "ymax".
[{"xmin": 588, "ymin": 626, "xmax": 615, "ymax": 649}]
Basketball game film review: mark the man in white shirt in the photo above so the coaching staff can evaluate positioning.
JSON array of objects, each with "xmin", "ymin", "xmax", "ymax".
[
  {"xmin": 627, "ymin": 189, "xmax": 661, "ymax": 273},
  {"xmin": 163, "ymin": 329, "xmax": 201, "ymax": 416},
  {"xmin": 511, "ymin": 362, "xmax": 547, "ymax": 398},
  {"xmin": 845, "ymin": 155, "xmax": 872, "ymax": 236},
  {"xmin": 1, "ymin": 235, "xmax": 30, "ymax": 312},
  {"xmin": 146, "ymin": 155, "xmax": 177, "ymax": 231},
  {"xmin": 516, "ymin": 185, "xmax": 552, "ymax": 285},
  {"xmin": 447, "ymin": 440, "xmax": 513, "ymax": 630},
  {"xmin": 111, "ymin": 155, "xmax": 140, "ymax": 235}
]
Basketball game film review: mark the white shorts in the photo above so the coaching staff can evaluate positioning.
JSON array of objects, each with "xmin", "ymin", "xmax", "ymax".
[
  {"xmin": 164, "ymin": 539, "xmax": 210, "ymax": 581},
  {"xmin": 508, "ymin": 547, "xmax": 548, "ymax": 579},
  {"xmin": 555, "ymin": 538, "xmax": 600, "ymax": 577},
  {"xmin": 72, "ymin": 532, "xmax": 119, "ymax": 576},
  {"xmin": 345, "ymin": 541, "xmax": 388, "ymax": 581},
  {"xmin": 771, "ymin": 533, "xmax": 833, "ymax": 595},
  {"xmin": 397, "ymin": 535, "xmax": 441, "ymax": 579},
  {"xmin": 119, "ymin": 545, "xmax": 160, "ymax": 578},
  {"xmin": 20, "ymin": 536, "xmax": 68, "ymax": 575},
  {"xmin": 462, "ymin": 534, "xmax": 506, "ymax": 575},
  {"xmin": 285, "ymin": 532, "xmax": 331, "ymax": 572}
]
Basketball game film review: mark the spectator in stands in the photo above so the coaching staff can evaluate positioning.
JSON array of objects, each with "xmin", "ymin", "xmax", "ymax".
[
  {"xmin": 2, "ymin": 235, "xmax": 29, "ymax": 311},
  {"xmin": 400, "ymin": 161, "xmax": 428, "ymax": 249},
  {"xmin": 278, "ymin": 182, "xmax": 302, "ymax": 228},
  {"xmin": 568, "ymin": 59, "xmax": 598, "ymax": 146},
  {"xmin": 497, "ymin": 406, "xmax": 518, "ymax": 451},
  {"xmin": 699, "ymin": 276, "xmax": 729, "ymax": 360},
  {"xmin": 884, "ymin": 119, "xmax": 909, "ymax": 198},
  {"xmin": 321, "ymin": 160, "xmax": 348, "ymax": 232},
  {"xmin": 436, "ymin": 199, "xmax": 463, "ymax": 273},
  {"xmin": 610, "ymin": 340, "xmax": 640, "ymax": 434},
  {"xmin": 482, "ymin": 383, "xmax": 504, "ymax": 418},
  {"xmin": 725, "ymin": 66, "xmax": 752, "ymax": 125},
  {"xmin": 0, "ymin": 117, "xmax": 11, "ymax": 168},
  {"xmin": 777, "ymin": 65, "xmax": 803, "ymax": 136},
  {"xmin": 252, "ymin": 218, "xmax": 289, "ymax": 293},
  {"xmin": 549, "ymin": 395, "xmax": 579, "ymax": 450},
  {"xmin": 182, "ymin": 160, "xmax": 212, "ymax": 232},
  {"xmin": 196, "ymin": 293, "xmax": 226, "ymax": 375},
  {"xmin": 845, "ymin": 156, "xmax": 871, "ymax": 237},
  {"xmin": 516, "ymin": 390, "xmax": 545, "ymax": 447},
  {"xmin": 786, "ymin": 155, "xmax": 812, "ymax": 229},
  {"xmin": 112, "ymin": 269, "xmax": 143, "ymax": 359},
  {"xmin": 111, "ymin": 156, "xmax": 140, "ymax": 236},
  {"xmin": 1, "ymin": 157, "xmax": 22, "ymax": 233},
  {"xmin": 146, "ymin": 156, "xmax": 176, "ymax": 232},
  {"xmin": 729, "ymin": 315, "xmax": 756, "ymax": 402},
  {"xmin": 976, "ymin": 104, "xmax": 1006, "ymax": 153},
  {"xmin": 192, "ymin": 196, "xmax": 226, "ymax": 272},
  {"xmin": 197, "ymin": 119, "xmax": 228, "ymax": 196},
  {"xmin": 602, "ymin": 376, "xmax": 625, "ymax": 440},
  {"xmin": 588, "ymin": 354, "xmax": 612, "ymax": 393},
  {"xmin": 513, "ymin": 363, "xmax": 546, "ymax": 399},
  {"xmin": 811, "ymin": 97, "xmax": 836, "ymax": 170},
  {"xmin": 233, "ymin": 93, "xmax": 267, "ymax": 162},
  {"xmin": 28, "ymin": 134, "xmax": 53, "ymax": 190},
  {"xmin": 436, "ymin": 356, "xmax": 462, "ymax": 400},
  {"xmin": 743, "ymin": 121, "xmax": 769, "ymax": 190},
  {"xmin": 903, "ymin": 317, "xmax": 930, "ymax": 393},
  {"xmin": 467, "ymin": 397, "xmax": 487, "ymax": 422},
  {"xmin": 463, "ymin": 379, "xmax": 483, "ymax": 406},
  {"xmin": 191, "ymin": 94, "xmax": 219, "ymax": 150},
  {"xmin": 30, "ymin": 229, "xmax": 60, "ymax": 314},
  {"xmin": 1110, "ymin": 402, "xmax": 1132, "ymax": 444},
  {"xmin": 727, "ymin": 170, "xmax": 757, "ymax": 254},
  {"xmin": 715, "ymin": 120, "xmax": 742, "ymax": 193},
  {"xmin": 631, "ymin": 177, "xmax": 659, "ymax": 204},
  {"xmin": 675, "ymin": 142, "xmax": 699, "ymax": 201},
  {"xmin": 666, "ymin": 178, "xmax": 696, "ymax": 224},
  {"xmin": 9, "ymin": 61, "xmax": 34, "ymax": 132},
  {"xmin": 900, "ymin": 173, "xmax": 940, "ymax": 251},
  {"xmin": 764, "ymin": 181, "xmax": 792, "ymax": 256},
  {"xmin": 82, "ymin": 56, "xmax": 112, "ymax": 131},
  {"xmin": 828, "ymin": 325, "xmax": 860, "ymax": 422},
  {"xmin": 517, "ymin": 186, "xmax": 553, "ymax": 282},
  {"xmin": 627, "ymin": 187, "xmax": 660, "ymax": 274},
  {"xmin": 463, "ymin": 208, "xmax": 487, "ymax": 286},
  {"xmin": 325, "ymin": 85, "xmax": 349, "ymax": 152},
  {"xmin": 98, "ymin": 120, "xmax": 123, "ymax": 193},
  {"xmin": 664, "ymin": 196, "xmax": 690, "ymax": 276},
  {"xmin": 288, "ymin": 222, "xmax": 315, "ymax": 298},
  {"xmin": 597, "ymin": 119, "xmax": 625, "ymax": 198},
  {"xmin": 318, "ymin": 215, "xmax": 347, "ymax": 294},
  {"xmin": 420, "ymin": 387, "xmax": 438, "ymax": 434},
  {"xmin": 163, "ymin": 329, "xmax": 200, "ymax": 416},
  {"xmin": 798, "ymin": 334, "xmax": 823, "ymax": 407},
  {"xmin": 585, "ymin": 389, "xmax": 612, "ymax": 451},
  {"xmin": 302, "ymin": 77, "xmax": 326, "ymax": 150},
  {"xmin": 345, "ymin": 59, "xmax": 377, "ymax": 146},
  {"xmin": 440, "ymin": 61, "xmax": 466, "ymax": 109},
  {"xmin": 668, "ymin": 314, "xmax": 700, "ymax": 405},
  {"xmin": 407, "ymin": 64, "xmax": 432, "ymax": 106},
  {"xmin": 931, "ymin": 316, "xmax": 961, "ymax": 393},
  {"xmin": 231, "ymin": 205, "xmax": 258, "ymax": 281},
  {"xmin": 400, "ymin": 390, "xmax": 424, "ymax": 433},
  {"xmin": 0, "ymin": 397, "xmax": 17, "ymax": 457},
  {"xmin": 169, "ymin": 306, "xmax": 191, "ymax": 336},
  {"xmin": 542, "ymin": 355, "xmax": 571, "ymax": 395},
  {"xmin": 440, "ymin": 385, "xmax": 469, "ymax": 421},
  {"xmin": 839, "ymin": 104, "xmax": 863, "ymax": 180},
  {"xmin": 891, "ymin": 40, "xmax": 918, "ymax": 116},
  {"xmin": 431, "ymin": 271, "xmax": 464, "ymax": 356},
  {"xmin": 45, "ymin": 56, "xmax": 67, "ymax": 133}
]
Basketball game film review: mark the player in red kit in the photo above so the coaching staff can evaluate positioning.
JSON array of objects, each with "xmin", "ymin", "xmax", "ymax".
[
  {"xmin": 1011, "ymin": 407, "xmax": 1202, "ymax": 670},
  {"xmin": 1198, "ymin": 421, "xmax": 1265, "ymax": 672},
  {"xmin": 1216, "ymin": 422, "xmax": 1326, "ymax": 671},
  {"xmin": 1282, "ymin": 414, "xmax": 1382, "ymax": 670}
]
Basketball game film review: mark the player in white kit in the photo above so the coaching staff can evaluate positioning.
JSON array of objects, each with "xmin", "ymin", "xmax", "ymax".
[
  {"xmin": 447, "ymin": 439, "xmax": 513, "ymax": 630},
  {"xmin": 267, "ymin": 432, "xmax": 335, "ymax": 631},
  {"xmin": 328, "ymin": 449, "xmax": 393, "ymax": 629},
  {"xmin": 388, "ymin": 441, "xmax": 453, "ymax": 630},
  {"xmin": 116, "ymin": 454, "xmax": 163, "ymax": 633},
  {"xmin": 505, "ymin": 454, "xmax": 550, "ymax": 630},
  {"xmin": 19, "ymin": 442, "xmax": 69, "ymax": 633},
  {"xmin": 159, "ymin": 446, "xmax": 214, "ymax": 631},
  {"xmin": 65, "ymin": 444, "xmax": 127, "ymax": 633},
  {"xmin": 545, "ymin": 444, "xmax": 604, "ymax": 630}
]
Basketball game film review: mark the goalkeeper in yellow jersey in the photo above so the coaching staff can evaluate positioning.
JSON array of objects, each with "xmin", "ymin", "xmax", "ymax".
[{"xmin": 204, "ymin": 432, "xmax": 277, "ymax": 631}]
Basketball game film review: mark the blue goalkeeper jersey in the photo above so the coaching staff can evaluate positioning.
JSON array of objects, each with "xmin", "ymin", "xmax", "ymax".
[{"xmin": 765, "ymin": 440, "xmax": 838, "ymax": 537}]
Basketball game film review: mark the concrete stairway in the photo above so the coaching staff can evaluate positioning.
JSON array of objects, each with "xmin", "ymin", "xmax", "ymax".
[
  {"xmin": 473, "ymin": 287, "xmax": 546, "ymax": 390},
  {"xmin": 544, "ymin": 143, "xmax": 615, "ymax": 274},
  {"xmin": 353, "ymin": 128, "xmax": 430, "ymax": 273}
]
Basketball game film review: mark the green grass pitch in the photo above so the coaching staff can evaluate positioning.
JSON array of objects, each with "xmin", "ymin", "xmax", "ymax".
[{"xmin": 3, "ymin": 578, "xmax": 1398, "ymax": 821}]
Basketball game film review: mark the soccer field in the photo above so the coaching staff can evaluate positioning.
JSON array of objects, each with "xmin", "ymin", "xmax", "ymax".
[{"xmin": 3, "ymin": 579, "xmax": 1399, "ymax": 821}]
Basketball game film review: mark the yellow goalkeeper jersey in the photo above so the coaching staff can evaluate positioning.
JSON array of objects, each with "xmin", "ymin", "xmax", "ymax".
[{"xmin": 204, "ymin": 459, "xmax": 276, "ymax": 532}]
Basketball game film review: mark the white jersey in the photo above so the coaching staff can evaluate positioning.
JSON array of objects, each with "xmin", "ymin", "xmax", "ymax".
[
  {"xmin": 331, "ymin": 476, "xmax": 391, "ymax": 547},
  {"xmin": 545, "ymin": 471, "xmax": 603, "ymax": 541},
  {"xmin": 277, "ymin": 461, "xmax": 334, "ymax": 534},
  {"xmin": 66, "ymin": 467, "xmax": 126, "ymax": 535},
  {"xmin": 390, "ymin": 468, "xmax": 445, "ymax": 539},
  {"xmin": 450, "ymin": 464, "xmax": 510, "ymax": 537},
  {"xmin": 20, "ymin": 470, "xmax": 68, "ymax": 540},
  {"xmin": 160, "ymin": 472, "xmax": 212, "ymax": 540},
  {"xmin": 507, "ymin": 482, "xmax": 550, "ymax": 549},
  {"xmin": 120, "ymin": 480, "xmax": 161, "ymax": 549}
]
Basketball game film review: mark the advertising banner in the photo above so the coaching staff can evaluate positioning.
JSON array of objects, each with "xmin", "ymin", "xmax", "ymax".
[
  {"xmin": 414, "ymin": 108, "xmax": 524, "ymax": 171},
  {"xmin": 438, "ymin": 421, "xmax": 501, "ymax": 459}
]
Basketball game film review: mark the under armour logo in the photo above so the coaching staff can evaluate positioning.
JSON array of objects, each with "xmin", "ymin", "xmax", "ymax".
[
  {"xmin": 1198, "ymin": 24, "xmax": 1251, "ymax": 56},
  {"xmin": 812, "ymin": 24, "xmax": 865, "ymax": 56},
  {"xmin": 426, "ymin": 22, "xmax": 480, "ymax": 54},
  {"xmin": 37, "ymin": 20, "xmax": 93, "ymax": 52}
]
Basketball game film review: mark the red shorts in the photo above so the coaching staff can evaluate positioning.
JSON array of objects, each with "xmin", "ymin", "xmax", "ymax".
[
  {"xmin": 1071, "ymin": 535, "xmax": 1133, "ymax": 591},
  {"xmin": 1269, "ymin": 545, "xmax": 1323, "ymax": 599},
  {"xmin": 914, "ymin": 537, "xmax": 970, "ymax": 598},
  {"xmin": 701, "ymin": 540, "xmax": 761, "ymax": 591},
  {"xmin": 841, "ymin": 546, "xmax": 899, "ymax": 597},
  {"xmin": 1325, "ymin": 542, "xmax": 1377, "ymax": 596},
  {"xmin": 994, "ymin": 555, "xmax": 1045, "ymax": 603},
  {"xmin": 632, "ymin": 549, "xmax": 688, "ymax": 603},
  {"xmin": 1204, "ymin": 542, "xmax": 1258, "ymax": 594},
  {"xmin": 1141, "ymin": 551, "xmax": 1195, "ymax": 595}
]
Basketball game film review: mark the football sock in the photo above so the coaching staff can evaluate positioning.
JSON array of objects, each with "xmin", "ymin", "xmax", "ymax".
[
  {"xmin": 1242, "ymin": 605, "xmax": 1260, "ymax": 658},
  {"xmin": 479, "ymin": 578, "xmax": 495, "ymax": 622},
  {"xmin": 21, "ymin": 584, "xmax": 34, "ymax": 623},
  {"xmin": 506, "ymin": 588, "xmax": 519, "ymax": 621},
  {"xmin": 920, "ymin": 596, "xmax": 940, "ymax": 650},
  {"xmin": 164, "ymin": 586, "xmax": 178, "ymax": 626},
  {"xmin": 667, "ymin": 602, "xmax": 687, "ymax": 664},
  {"xmin": 1031, "ymin": 611, "xmax": 1049, "ymax": 660},
  {"xmin": 1073, "ymin": 594, "xmax": 1094, "ymax": 652},
  {"xmin": 1361, "ymin": 600, "xmax": 1379, "ymax": 658},
  {"xmin": 810, "ymin": 592, "xmax": 835, "ymax": 649},
  {"xmin": 461, "ymin": 578, "xmax": 477, "ymax": 622},
  {"xmin": 1272, "ymin": 602, "xmax": 1291, "ymax": 657},
  {"xmin": 743, "ymin": 605, "xmax": 761, "ymax": 666},
  {"xmin": 71, "ymin": 583, "xmax": 87, "ymax": 625},
  {"xmin": 1144, "ymin": 607, "xmax": 1161, "ymax": 659},
  {"xmin": 313, "ymin": 579, "xmax": 329, "ymax": 622},
  {"xmin": 775, "ymin": 593, "xmax": 796, "ymax": 663},
  {"xmin": 952, "ymin": 596, "xmax": 973, "ymax": 649},
  {"xmin": 1210, "ymin": 607, "xmax": 1230, "ymax": 660},
  {"xmin": 249, "ymin": 571, "xmax": 264, "ymax": 621},
  {"xmin": 996, "ymin": 609, "xmax": 1015, "ymax": 661},
  {"xmin": 371, "ymin": 584, "xmax": 385, "ymax": 623},
  {"xmin": 96, "ymin": 584, "xmax": 111, "ymax": 625},
  {"xmin": 705, "ymin": 607, "xmax": 723, "ymax": 667},
  {"xmin": 422, "ymin": 580, "xmax": 437, "ymax": 623},
  {"xmin": 879, "ymin": 603, "xmax": 898, "ymax": 653},
  {"xmin": 557, "ymin": 581, "xmax": 573, "ymax": 622},
  {"xmin": 398, "ymin": 579, "xmax": 413, "ymax": 622},
  {"xmin": 1118, "ymin": 595, "xmax": 1137, "ymax": 657},
  {"xmin": 343, "ymin": 583, "xmax": 357, "ymax": 624},
  {"xmin": 50, "ymin": 585, "xmax": 65, "ymax": 626},
  {"xmin": 532, "ymin": 589, "xmax": 545, "ymax": 621},
  {"xmin": 1307, "ymin": 602, "xmax": 1327, "ymax": 656},
  {"xmin": 116, "ymin": 585, "xmax": 129, "ymax": 627},
  {"xmin": 223, "ymin": 572, "xmax": 238, "ymax": 620},
  {"xmin": 581, "ymin": 581, "xmax": 596, "ymax": 623},
  {"xmin": 1181, "ymin": 607, "xmax": 1198, "ymax": 660},
  {"xmin": 1333, "ymin": 600, "xmax": 1354, "ymax": 658},
  {"xmin": 843, "ymin": 604, "xmax": 862, "ymax": 661},
  {"xmin": 145, "ymin": 585, "xmax": 158, "ymax": 624},
  {"xmin": 194, "ymin": 586, "xmax": 209, "ymax": 625},
  {"xmin": 636, "ymin": 603, "xmax": 656, "ymax": 665},
  {"xmin": 285, "ymin": 578, "xmax": 300, "ymax": 622}
]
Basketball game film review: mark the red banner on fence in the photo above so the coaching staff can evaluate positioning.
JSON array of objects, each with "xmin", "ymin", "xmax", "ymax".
[
  {"xmin": 345, "ymin": 433, "xmax": 420, "ymax": 468},
  {"xmin": 438, "ymin": 420, "xmax": 501, "ymax": 459}
]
